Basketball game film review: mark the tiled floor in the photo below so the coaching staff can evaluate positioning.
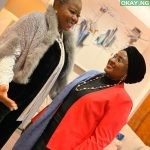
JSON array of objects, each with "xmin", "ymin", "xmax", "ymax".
[{"xmin": 2, "ymin": 129, "xmax": 21, "ymax": 150}]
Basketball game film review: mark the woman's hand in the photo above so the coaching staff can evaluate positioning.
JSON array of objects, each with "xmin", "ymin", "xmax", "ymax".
[{"xmin": 0, "ymin": 84, "xmax": 18, "ymax": 111}]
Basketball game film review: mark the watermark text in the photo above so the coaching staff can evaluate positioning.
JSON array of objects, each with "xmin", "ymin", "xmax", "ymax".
[{"xmin": 120, "ymin": 0, "xmax": 150, "ymax": 6}]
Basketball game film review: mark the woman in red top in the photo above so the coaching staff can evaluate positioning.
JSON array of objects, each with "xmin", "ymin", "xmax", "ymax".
[{"xmin": 14, "ymin": 46, "xmax": 146, "ymax": 150}]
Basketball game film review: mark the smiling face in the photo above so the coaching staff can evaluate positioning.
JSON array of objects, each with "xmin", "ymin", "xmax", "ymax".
[
  {"xmin": 104, "ymin": 50, "xmax": 128, "ymax": 81},
  {"xmin": 54, "ymin": 0, "xmax": 82, "ymax": 31}
]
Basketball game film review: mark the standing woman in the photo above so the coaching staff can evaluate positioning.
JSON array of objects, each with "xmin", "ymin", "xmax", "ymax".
[
  {"xmin": 13, "ymin": 46, "xmax": 146, "ymax": 150},
  {"xmin": 0, "ymin": 0, "xmax": 82, "ymax": 147}
]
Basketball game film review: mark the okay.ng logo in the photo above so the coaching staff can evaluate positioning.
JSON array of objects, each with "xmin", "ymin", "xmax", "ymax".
[{"xmin": 120, "ymin": 0, "xmax": 150, "ymax": 6}]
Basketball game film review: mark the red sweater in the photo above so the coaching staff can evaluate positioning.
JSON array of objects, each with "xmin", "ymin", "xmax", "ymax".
[{"xmin": 47, "ymin": 84, "xmax": 132, "ymax": 150}]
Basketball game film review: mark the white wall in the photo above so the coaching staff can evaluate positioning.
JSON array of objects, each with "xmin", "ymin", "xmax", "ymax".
[{"xmin": 125, "ymin": 6, "xmax": 150, "ymax": 28}]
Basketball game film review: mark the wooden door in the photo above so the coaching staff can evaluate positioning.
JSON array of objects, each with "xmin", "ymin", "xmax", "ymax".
[{"xmin": 128, "ymin": 93, "xmax": 150, "ymax": 146}]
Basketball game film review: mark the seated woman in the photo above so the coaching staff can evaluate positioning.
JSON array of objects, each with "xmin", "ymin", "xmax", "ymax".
[{"xmin": 13, "ymin": 46, "xmax": 146, "ymax": 150}]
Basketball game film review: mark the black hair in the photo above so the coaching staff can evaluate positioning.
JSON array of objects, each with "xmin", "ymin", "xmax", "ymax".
[{"xmin": 54, "ymin": 0, "xmax": 69, "ymax": 5}]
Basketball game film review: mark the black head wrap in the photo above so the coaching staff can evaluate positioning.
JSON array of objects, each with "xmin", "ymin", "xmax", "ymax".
[{"xmin": 123, "ymin": 46, "xmax": 146, "ymax": 84}]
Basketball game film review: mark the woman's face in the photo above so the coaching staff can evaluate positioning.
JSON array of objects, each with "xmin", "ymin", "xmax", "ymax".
[
  {"xmin": 55, "ymin": 0, "xmax": 82, "ymax": 31},
  {"xmin": 104, "ymin": 50, "xmax": 128, "ymax": 81}
]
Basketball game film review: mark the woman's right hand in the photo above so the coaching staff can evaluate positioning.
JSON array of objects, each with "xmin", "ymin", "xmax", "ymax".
[{"xmin": 0, "ymin": 84, "xmax": 18, "ymax": 111}]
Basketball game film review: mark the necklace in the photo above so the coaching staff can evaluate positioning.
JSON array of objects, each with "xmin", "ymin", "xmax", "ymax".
[{"xmin": 75, "ymin": 75, "xmax": 117, "ymax": 91}]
